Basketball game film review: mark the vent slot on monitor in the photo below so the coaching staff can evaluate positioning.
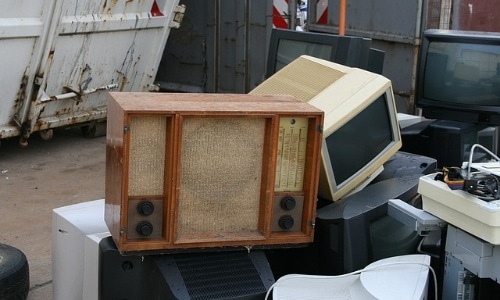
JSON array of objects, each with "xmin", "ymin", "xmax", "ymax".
[{"xmin": 252, "ymin": 56, "xmax": 346, "ymax": 102}]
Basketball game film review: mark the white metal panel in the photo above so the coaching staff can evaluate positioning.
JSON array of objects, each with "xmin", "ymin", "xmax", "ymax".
[
  {"xmin": 0, "ymin": 0, "xmax": 180, "ymax": 143},
  {"xmin": 0, "ymin": 0, "xmax": 56, "ymax": 138},
  {"xmin": 29, "ymin": 0, "xmax": 180, "ymax": 135},
  {"xmin": 52, "ymin": 199, "xmax": 108, "ymax": 300}
]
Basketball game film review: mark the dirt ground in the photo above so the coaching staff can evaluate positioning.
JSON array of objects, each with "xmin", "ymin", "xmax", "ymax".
[{"xmin": 0, "ymin": 126, "xmax": 106, "ymax": 299}]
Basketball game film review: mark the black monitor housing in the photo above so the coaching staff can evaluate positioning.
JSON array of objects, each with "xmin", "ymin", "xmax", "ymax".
[
  {"xmin": 416, "ymin": 29, "xmax": 500, "ymax": 126},
  {"xmin": 265, "ymin": 28, "xmax": 384, "ymax": 78}
]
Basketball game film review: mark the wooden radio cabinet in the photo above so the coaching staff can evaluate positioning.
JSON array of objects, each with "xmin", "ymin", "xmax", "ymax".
[{"xmin": 105, "ymin": 92, "xmax": 323, "ymax": 253}]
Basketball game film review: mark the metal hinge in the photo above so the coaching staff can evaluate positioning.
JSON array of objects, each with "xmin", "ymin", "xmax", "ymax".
[
  {"xmin": 41, "ymin": 83, "xmax": 118, "ymax": 103},
  {"xmin": 147, "ymin": 83, "xmax": 160, "ymax": 92},
  {"xmin": 170, "ymin": 4, "xmax": 186, "ymax": 29},
  {"xmin": 124, "ymin": 124, "xmax": 130, "ymax": 134},
  {"xmin": 34, "ymin": 75, "xmax": 44, "ymax": 86},
  {"xmin": 308, "ymin": 220, "xmax": 315, "ymax": 228}
]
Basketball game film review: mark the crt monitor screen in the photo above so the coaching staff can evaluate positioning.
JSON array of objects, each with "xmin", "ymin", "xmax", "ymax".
[
  {"xmin": 325, "ymin": 95, "xmax": 393, "ymax": 188},
  {"xmin": 416, "ymin": 29, "xmax": 500, "ymax": 125}
]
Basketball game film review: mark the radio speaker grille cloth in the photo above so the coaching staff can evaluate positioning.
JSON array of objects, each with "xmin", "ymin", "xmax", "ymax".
[
  {"xmin": 128, "ymin": 116, "xmax": 166, "ymax": 196},
  {"xmin": 178, "ymin": 118, "xmax": 265, "ymax": 235}
]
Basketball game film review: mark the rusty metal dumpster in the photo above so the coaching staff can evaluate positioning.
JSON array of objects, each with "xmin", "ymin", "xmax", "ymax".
[{"xmin": 0, "ymin": 0, "xmax": 183, "ymax": 146}]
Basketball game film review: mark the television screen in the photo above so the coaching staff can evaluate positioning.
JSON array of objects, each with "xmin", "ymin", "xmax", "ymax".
[
  {"xmin": 251, "ymin": 55, "xmax": 402, "ymax": 201},
  {"xmin": 416, "ymin": 29, "xmax": 500, "ymax": 125}
]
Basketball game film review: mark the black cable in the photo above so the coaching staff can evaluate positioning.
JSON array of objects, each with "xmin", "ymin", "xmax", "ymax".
[{"xmin": 464, "ymin": 172, "xmax": 500, "ymax": 201}]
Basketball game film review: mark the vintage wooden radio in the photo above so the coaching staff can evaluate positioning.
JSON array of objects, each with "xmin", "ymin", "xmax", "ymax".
[{"xmin": 105, "ymin": 92, "xmax": 323, "ymax": 253}]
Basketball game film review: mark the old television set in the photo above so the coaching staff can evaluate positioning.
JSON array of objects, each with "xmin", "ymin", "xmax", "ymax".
[
  {"xmin": 105, "ymin": 92, "xmax": 323, "ymax": 253},
  {"xmin": 265, "ymin": 28, "xmax": 375, "ymax": 78},
  {"xmin": 251, "ymin": 55, "xmax": 402, "ymax": 201},
  {"xmin": 416, "ymin": 29, "xmax": 500, "ymax": 125},
  {"xmin": 402, "ymin": 29, "xmax": 500, "ymax": 166}
]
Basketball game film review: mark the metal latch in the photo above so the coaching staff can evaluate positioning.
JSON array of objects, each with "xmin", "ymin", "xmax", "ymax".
[
  {"xmin": 42, "ymin": 83, "xmax": 118, "ymax": 103},
  {"xmin": 170, "ymin": 4, "xmax": 186, "ymax": 29}
]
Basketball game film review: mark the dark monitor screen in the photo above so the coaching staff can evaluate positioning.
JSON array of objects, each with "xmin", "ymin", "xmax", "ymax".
[
  {"xmin": 274, "ymin": 39, "xmax": 333, "ymax": 72},
  {"xmin": 416, "ymin": 29, "xmax": 500, "ymax": 125},
  {"xmin": 326, "ymin": 95, "xmax": 393, "ymax": 187},
  {"xmin": 424, "ymin": 42, "xmax": 500, "ymax": 105}
]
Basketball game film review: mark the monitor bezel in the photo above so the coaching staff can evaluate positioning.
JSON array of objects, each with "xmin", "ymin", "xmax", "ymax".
[
  {"xmin": 320, "ymin": 85, "xmax": 402, "ymax": 201},
  {"xmin": 416, "ymin": 29, "xmax": 500, "ymax": 125}
]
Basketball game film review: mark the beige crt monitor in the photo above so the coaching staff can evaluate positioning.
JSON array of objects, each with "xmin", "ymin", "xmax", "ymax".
[{"xmin": 250, "ymin": 55, "xmax": 402, "ymax": 201}]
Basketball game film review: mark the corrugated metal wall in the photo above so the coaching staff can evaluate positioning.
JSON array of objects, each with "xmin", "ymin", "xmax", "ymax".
[
  {"xmin": 307, "ymin": 0, "xmax": 500, "ymax": 114},
  {"xmin": 154, "ymin": 0, "xmax": 499, "ymax": 111},
  {"xmin": 155, "ymin": 0, "xmax": 273, "ymax": 94},
  {"xmin": 454, "ymin": 0, "xmax": 500, "ymax": 31}
]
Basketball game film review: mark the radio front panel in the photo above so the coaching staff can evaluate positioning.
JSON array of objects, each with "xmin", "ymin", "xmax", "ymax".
[{"xmin": 105, "ymin": 92, "xmax": 323, "ymax": 253}]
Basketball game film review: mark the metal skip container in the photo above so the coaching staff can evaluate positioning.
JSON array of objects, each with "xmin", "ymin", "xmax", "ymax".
[{"xmin": 0, "ymin": 0, "xmax": 184, "ymax": 146}]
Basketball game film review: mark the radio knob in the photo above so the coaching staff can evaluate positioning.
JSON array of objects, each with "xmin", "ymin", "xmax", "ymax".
[
  {"xmin": 121, "ymin": 261, "xmax": 134, "ymax": 271},
  {"xmin": 278, "ymin": 215, "xmax": 294, "ymax": 230},
  {"xmin": 280, "ymin": 196, "xmax": 296, "ymax": 211},
  {"xmin": 137, "ymin": 201, "xmax": 154, "ymax": 216},
  {"xmin": 136, "ymin": 221, "xmax": 154, "ymax": 237}
]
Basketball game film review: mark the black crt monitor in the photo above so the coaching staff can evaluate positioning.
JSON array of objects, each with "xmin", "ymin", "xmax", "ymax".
[
  {"xmin": 265, "ymin": 28, "xmax": 373, "ymax": 78},
  {"xmin": 314, "ymin": 174, "xmax": 425, "ymax": 275},
  {"xmin": 265, "ymin": 153, "xmax": 437, "ymax": 279},
  {"xmin": 416, "ymin": 29, "xmax": 500, "ymax": 125}
]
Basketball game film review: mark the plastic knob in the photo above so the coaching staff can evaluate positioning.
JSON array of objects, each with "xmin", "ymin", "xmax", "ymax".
[
  {"xmin": 136, "ymin": 221, "xmax": 153, "ymax": 236},
  {"xmin": 121, "ymin": 261, "xmax": 134, "ymax": 271},
  {"xmin": 280, "ymin": 196, "xmax": 296, "ymax": 210},
  {"xmin": 278, "ymin": 215, "xmax": 294, "ymax": 230},
  {"xmin": 137, "ymin": 201, "xmax": 154, "ymax": 216}
]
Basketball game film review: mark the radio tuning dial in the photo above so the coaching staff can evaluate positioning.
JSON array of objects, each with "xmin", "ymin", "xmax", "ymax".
[
  {"xmin": 280, "ymin": 196, "xmax": 296, "ymax": 211},
  {"xmin": 137, "ymin": 201, "xmax": 154, "ymax": 216},
  {"xmin": 278, "ymin": 215, "xmax": 294, "ymax": 230},
  {"xmin": 136, "ymin": 221, "xmax": 154, "ymax": 236}
]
